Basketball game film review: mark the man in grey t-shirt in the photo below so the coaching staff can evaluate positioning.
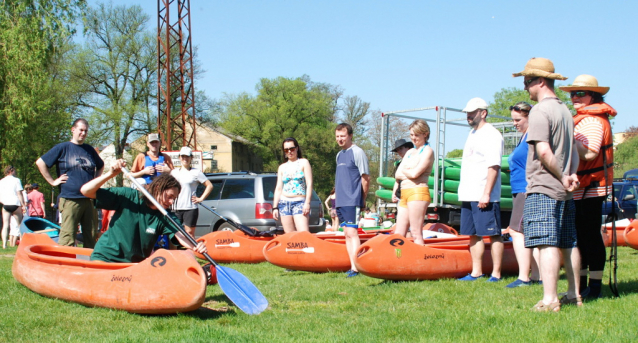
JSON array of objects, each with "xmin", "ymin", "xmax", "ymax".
[{"xmin": 513, "ymin": 57, "xmax": 581, "ymax": 312}]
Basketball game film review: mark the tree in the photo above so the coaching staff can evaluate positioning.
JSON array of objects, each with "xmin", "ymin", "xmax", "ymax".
[
  {"xmin": 614, "ymin": 135, "xmax": 638, "ymax": 178},
  {"xmin": 217, "ymin": 75, "xmax": 341, "ymax": 198},
  {"xmin": 487, "ymin": 86, "xmax": 573, "ymax": 123},
  {"xmin": 340, "ymin": 95, "xmax": 370, "ymax": 138},
  {"xmin": 446, "ymin": 149, "xmax": 463, "ymax": 158},
  {"xmin": 70, "ymin": 2, "xmax": 156, "ymax": 162},
  {"xmin": 0, "ymin": 0, "xmax": 86, "ymax": 212}
]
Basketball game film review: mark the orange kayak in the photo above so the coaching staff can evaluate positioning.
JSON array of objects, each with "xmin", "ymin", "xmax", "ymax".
[
  {"xmin": 13, "ymin": 233, "xmax": 206, "ymax": 314},
  {"xmin": 602, "ymin": 219, "xmax": 631, "ymax": 247},
  {"xmin": 196, "ymin": 230, "xmax": 275, "ymax": 263},
  {"xmin": 624, "ymin": 220, "xmax": 638, "ymax": 250},
  {"xmin": 354, "ymin": 234, "xmax": 518, "ymax": 280},
  {"xmin": 263, "ymin": 231, "xmax": 467, "ymax": 272}
]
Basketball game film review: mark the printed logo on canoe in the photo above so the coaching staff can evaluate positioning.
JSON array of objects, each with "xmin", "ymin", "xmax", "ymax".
[
  {"xmin": 151, "ymin": 256, "xmax": 167, "ymax": 267},
  {"xmin": 285, "ymin": 241, "xmax": 314, "ymax": 254},
  {"xmin": 216, "ymin": 238, "xmax": 234, "ymax": 245},
  {"xmin": 424, "ymin": 253, "xmax": 445, "ymax": 260},
  {"xmin": 395, "ymin": 248, "xmax": 402, "ymax": 259},
  {"xmin": 111, "ymin": 275, "xmax": 133, "ymax": 282},
  {"xmin": 389, "ymin": 238, "xmax": 404, "ymax": 247}
]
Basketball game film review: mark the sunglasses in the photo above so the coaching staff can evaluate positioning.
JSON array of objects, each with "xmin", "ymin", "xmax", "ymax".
[
  {"xmin": 509, "ymin": 105, "xmax": 529, "ymax": 112},
  {"xmin": 570, "ymin": 91, "xmax": 589, "ymax": 98},
  {"xmin": 523, "ymin": 77, "xmax": 539, "ymax": 87},
  {"xmin": 283, "ymin": 147, "xmax": 297, "ymax": 153}
]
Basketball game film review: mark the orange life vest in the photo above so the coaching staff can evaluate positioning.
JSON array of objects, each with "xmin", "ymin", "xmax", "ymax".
[{"xmin": 573, "ymin": 102, "xmax": 616, "ymax": 191}]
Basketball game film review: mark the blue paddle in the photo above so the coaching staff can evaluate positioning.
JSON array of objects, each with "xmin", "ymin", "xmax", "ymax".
[{"xmin": 122, "ymin": 167, "xmax": 268, "ymax": 315}]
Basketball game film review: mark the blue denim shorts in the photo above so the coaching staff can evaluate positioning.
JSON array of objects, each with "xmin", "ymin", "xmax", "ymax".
[{"xmin": 278, "ymin": 199, "xmax": 304, "ymax": 216}]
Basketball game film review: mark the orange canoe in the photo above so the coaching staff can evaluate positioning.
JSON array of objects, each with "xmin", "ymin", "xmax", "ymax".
[
  {"xmin": 624, "ymin": 220, "xmax": 638, "ymax": 250},
  {"xmin": 602, "ymin": 219, "xmax": 631, "ymax": 247},
  {"xmin": 263, "ymin": 231, "xmax": 467, "ymax": 272},
  {"xmin": 13, "ymin": 233, "xmax": 206, "ymax": 314},
  {"xmin": 196, "ymin": 230, "xmax": 275, "ymax": 263},
  {"xmin": 354, "ymin": 234, "xmax": 518, "ymax": 281}
]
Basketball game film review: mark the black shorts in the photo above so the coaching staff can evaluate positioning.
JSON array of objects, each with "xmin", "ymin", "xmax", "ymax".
[
  {"xmin": 3, "ymin": 205, "xmax": 20, "ymax": 213},
  {"xmin": 175, "ymin": 208, "xmax": 199, "ymax": 227}
]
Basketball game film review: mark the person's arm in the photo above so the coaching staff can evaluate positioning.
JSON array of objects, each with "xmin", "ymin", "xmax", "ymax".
[
  {"xmin": 272, "ymin": 165, "xmax": 284, "ymax": 220},
  {"xmin": 478, "ymin": 166, "xmax": 500, "ymax": 209},
  {"xmin": 402, "ymin": 147, "xmax": 434, "ymax": 179},
  {"xmin": 192, "ymin": 180, "xmax": 213, "ymax": 204},
  {"xmin": 36, "ymin": 158, "xmax": 68, "ymax": 186},
  {"xmin": 81, "ymin": 159, "xmax": 127, "ymax": 199},
  {"xmin": 392, "ymin": 180, "xmax": 400, "ymax": 203},
  {"xmin": 575, "ymin": 140, "xmax": 598, "ymax": 161},
  {"xmin": 159, "ymin": 153, "xmax": 174, "ymax": 173},
  {"xmin": 361, "ymin": 174, "xmax": 370, "ymax": 202},
  {"xmin": 324, "ymin": 196, "xmax": 331, "ymax": 213},
  {"xmin": 130, "ymin": 154, "xmax": 155, "ymax": 178},
  {"xmin": 535, "ymin": 141, "xmax": 577, "ymax": 191},
  {"xmin": 302, "ymin": 159, "xmax": 313, "ymax": 216},
  {"xmin": 40, "ymin": 198, "xmax": 45, "ymax": 216}
]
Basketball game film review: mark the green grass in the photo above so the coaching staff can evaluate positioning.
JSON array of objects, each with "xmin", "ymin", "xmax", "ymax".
[{"xmin": 2, "ymin": 245, "xmax": 638, "ymax": 342}]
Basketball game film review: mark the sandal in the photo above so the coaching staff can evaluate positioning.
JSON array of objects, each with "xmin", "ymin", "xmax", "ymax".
[
  {"xmin": 531, "ymin": 300, "xmax": 561, "ymax": 312},
  {"xmin": 559, "ymin": 295, "xmax": 583, "ymax": 307}
]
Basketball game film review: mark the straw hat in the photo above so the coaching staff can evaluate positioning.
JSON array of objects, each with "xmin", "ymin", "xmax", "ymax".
[
  {"xmin": 559, "ymin": 74, "xmax": 609, "ymax": 95},
  {"xmin": 512, "ymin": 57, "xmax": 567, "ymax": 80}
]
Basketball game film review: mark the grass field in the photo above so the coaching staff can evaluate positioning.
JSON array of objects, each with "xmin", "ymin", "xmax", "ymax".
[{"xmin": 1, "ymin": 244, "xmax": 638, "ymax": 342}]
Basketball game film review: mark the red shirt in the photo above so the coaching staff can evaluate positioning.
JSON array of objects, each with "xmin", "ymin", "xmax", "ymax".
[{"xmin": 28, "ymin": 190, "xmax": 45, "ymax": 216}]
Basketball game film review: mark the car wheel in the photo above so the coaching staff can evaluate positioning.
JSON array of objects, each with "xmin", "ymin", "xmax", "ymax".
[{"xmin": 217, "ymin": 222, "xmax": 236, "ymax": 232}]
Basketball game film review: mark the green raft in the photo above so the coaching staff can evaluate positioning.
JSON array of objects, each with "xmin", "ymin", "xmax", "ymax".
[
  {"xmin": 377, "ymin": 177, "xmax": 512, "ymax": 196},
  {"xmin": 374, "ymin": 188, "xmax": 513, "ymax": 209}
]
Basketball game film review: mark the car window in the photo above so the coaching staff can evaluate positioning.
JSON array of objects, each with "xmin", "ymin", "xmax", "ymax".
[
  {"xmin": 626, "ymin": 186, "xmax": 637, "ymax": 199},
  {"xmin": 624, "ymin": 169, "xmax": 638, "ymax": 179},
  {"xmin": 262, "ymin": 176, "xmax": 277, "ymax": 201},
  {"xmin": 220, "ymin": 179, "xmax": 255, "ymax": 199},
  {"xmin": 199, "ymin": 179, "xmax": 224, "ymax": 200}
]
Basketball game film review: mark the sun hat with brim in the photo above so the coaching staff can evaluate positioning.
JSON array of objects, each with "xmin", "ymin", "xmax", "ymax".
[
  {"xmin": 391, "ymin": 139, "xmax": 414, "ymax": 152},
  {"xmin": 512, "ymin": 57, "xmax": 568, "ymax": 80},
  {"xmin": 559, "ymin": 74, "xmax": 609, "ymax": 95}
]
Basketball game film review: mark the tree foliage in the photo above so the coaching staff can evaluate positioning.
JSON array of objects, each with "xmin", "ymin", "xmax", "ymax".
[
  {"xmin": 446, "ymin": 149, "xmax": 463, "ymax": 158},
  {"xmin": 614, "ymin": 135, "xmax": 638, "ymax": 178},
  {"xmin": 0, "ymin": 0, "xmax": 86, "ymax": 209},
  {"xmin": 487, "ymin": 86, "xmax": 573, "ymax": 123},
  {"xmin": 69, "ymin": 2, "xmax": 156, "ymax": 168},
  {"xmin": 217, "ymin": 75, "xmax": 341, "ymax": 197}
]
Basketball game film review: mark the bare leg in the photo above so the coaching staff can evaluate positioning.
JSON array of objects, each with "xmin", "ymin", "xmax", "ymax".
[
  {"xmin": 539, "ymin": 246, "xmax": 560, "ymax": 305},
  {"xmin": 531, "ymin": 247, "xmax": 541, "ymax": 281},
  {"xmin": 561, "ymin": 247, "xmax": 581, "ymax": 299},
  {"xmin": 407, "ymin": 200, "xmax": 429, "ymax": 245},
  {"xmin": 394, "ymin": 205, "xmax": 409, "ymax": 237},
  {"xmin": 1, "ymin": 209, "xmax": 10, "ymax": 249},
  {"xmin": 490, "ymin": 235, "xmax": 504, "ymax": 278},
  {"xmin": 280, "ymin": 215, "xmax": 296, "ymax": 233},
  {"xmin": 510, "ymin": 229, "xmax": 531, "ymax": 281},
  {"xmin": 184, "ymin": 225, "xmax": 196, "ymax": 236},
  {"xmin": 344, "ymin": 226, "xmax": 361, "ymax": 272},
  {"xmin": 292, "ymin": 214, "xmax": 310, "ymax": 232},
  {"xmin": 469, "ymin": 235, "xmax": 485, "ymax": 277},
  {"xmin": 331, "ymin": 216, "xmax": 339, "ymax": 229}
]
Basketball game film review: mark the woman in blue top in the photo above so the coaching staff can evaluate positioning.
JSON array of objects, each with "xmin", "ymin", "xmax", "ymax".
[
  {"xmin": 273, "ymin": 138, "xmax": 314, "ymax": 233},
  {"xmin": 506, "ymin": 102, "xmax": 541, "ymax": 288}
]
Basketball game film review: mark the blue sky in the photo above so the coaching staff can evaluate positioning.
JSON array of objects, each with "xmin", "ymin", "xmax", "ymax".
[{"xmin": 87, "ymin": 0, "xmax": 637, "ymax": 152}]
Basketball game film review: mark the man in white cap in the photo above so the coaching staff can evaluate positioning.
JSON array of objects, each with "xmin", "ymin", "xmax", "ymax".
[
  {"xmin": 514, "ymin": 57, "xmax": 581, "ymax": 312},
  {"xmin": 457, "ymin": 97, "xmax": 504, "ymax": 283},
  {"xmin": 130, "ymin": 133, "xmax": 174, "ymax": 187}
]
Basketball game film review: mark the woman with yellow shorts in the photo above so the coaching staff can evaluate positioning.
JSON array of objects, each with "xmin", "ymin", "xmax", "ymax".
[{"xmin": 393, "ymin": 119, "xmax": 434, "ymax": 245}]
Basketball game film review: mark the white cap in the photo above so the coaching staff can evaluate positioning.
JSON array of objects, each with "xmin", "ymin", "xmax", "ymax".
[
  {"xmin": 148, "ymin": 133, "xmax": 160, "ymax": 142},
  {"xmin": 179, "ymin": 146, "xmax": 192, "ymax": 156},
  {"xmin": 462, "ymin": 97, "xmax": 488, "ymax": 113}
]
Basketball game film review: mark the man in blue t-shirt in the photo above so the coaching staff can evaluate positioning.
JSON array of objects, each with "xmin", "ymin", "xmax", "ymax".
[
  {"xmin": 36, "ymin": 118, "xmax": 104, "ymax": 247},
  {"xmin": 334, "ymin": 123, "xmax": 369, "ymax": 277}
]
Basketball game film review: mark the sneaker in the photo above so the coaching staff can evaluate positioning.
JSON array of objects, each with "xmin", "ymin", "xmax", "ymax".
[
  {"xmin": 345, "ymin": 270, "xmax": 355, "ymax": 276},
  {"xmin": 506, "ymin": 279, "xmax": 531, "ymax": 288},
  {"xmin": 531, "ymin": 279, "xmax": 543, "ymax": 285},
  {"xmin": 458, "ymin": 273, "xmax": 485, "ymax": 281},
  {"xmin": 487, "ymin": 276, "xmax": 501, "ymax": 282},
  {"xmin": 346, "ymin": 271, "xmax": 360, "ymax": 278}
]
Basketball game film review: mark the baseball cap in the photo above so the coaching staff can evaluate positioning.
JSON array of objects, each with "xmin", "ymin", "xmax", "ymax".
[
  {"xmin": 462, "ymin": 97, "xmax": 488, "ymax": 113},
  {"xmin": 148, "ymin": 133, "xmax": 160, "ymax": 142},
  {"xmin": 179, "ymin": 146, "xmax": 193, "ymax": 156}
]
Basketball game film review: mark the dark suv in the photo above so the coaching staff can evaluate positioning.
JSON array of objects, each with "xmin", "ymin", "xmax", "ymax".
[
  {"xmin": 602, "ymin": 181, "xmax": 638, "ymax": 222},
  {"xmin": 193, "ymin": 172, "xmax": 325, "ymax": 238}
]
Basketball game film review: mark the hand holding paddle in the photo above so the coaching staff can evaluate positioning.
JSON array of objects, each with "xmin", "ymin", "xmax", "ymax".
[{"xmin": 121, "ymin": 167, "xmax": 269, "ymax": 315}]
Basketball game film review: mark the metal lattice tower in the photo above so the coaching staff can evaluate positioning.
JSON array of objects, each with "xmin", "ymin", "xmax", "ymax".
[{"xmin": 157, "ymin": 0, "xmax": 197, "ymax": 150}]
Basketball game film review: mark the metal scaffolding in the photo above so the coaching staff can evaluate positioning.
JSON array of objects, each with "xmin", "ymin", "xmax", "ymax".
[{"xmin": 157, "ymin": 0, "xmax": 197, "ymax": 150}]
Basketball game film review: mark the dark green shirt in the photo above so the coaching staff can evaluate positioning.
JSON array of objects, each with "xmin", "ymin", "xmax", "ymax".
[{"xmin": 91, "ymin": 187, "xmax": 177, "ymax": 263}]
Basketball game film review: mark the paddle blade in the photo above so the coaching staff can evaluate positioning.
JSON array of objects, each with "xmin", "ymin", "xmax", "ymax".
[{"xmin": 216, "ymin": 266, "xmax": 268, "ymax": 315}]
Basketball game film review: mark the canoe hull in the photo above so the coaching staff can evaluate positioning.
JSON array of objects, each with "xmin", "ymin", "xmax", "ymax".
[
  {"xmin": 355, "ymin": 234, "xmax": 518, "ymax": 280},
  {"xmin": 13, "ymin": 234, "xmax": 206, "ymax": 314},
  {"xmin": 263, "ymin": 231, "xmax": 351, "ymax": 272},
  {"xmin": 623, "ymin": 221, "xmax": 638, "ymax": 250},
  {"xmin": 196, "ymin": 230, "xmax": 273, "ymax": 263}
]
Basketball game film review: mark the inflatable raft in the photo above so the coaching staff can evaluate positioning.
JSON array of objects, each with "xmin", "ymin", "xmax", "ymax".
[
  {"xmin": 354, "ymin": 234, "xmax": 518, "ymax": 281},
  {"xmin": 20, "ymin": 217, "xmax": 60, "ymax": 242},
  {"xmin": 13, "ymin": 233, "xmax": 207, "ymax": 314},
  {"xmin": 624, "ymin": 220, "xmax": 638, "ymax": 250}
]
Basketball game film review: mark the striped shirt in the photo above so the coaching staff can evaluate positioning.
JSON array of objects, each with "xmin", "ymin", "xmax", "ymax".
[{"xmin": 573, "ymin": 117, "xmax": 611, "ymax": 200}]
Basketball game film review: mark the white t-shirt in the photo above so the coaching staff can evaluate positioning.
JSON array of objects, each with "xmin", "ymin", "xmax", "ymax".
[
  {"xmin": 170, "ymin": 167, "xmax": 208, "ymax": 210},
  {"xmin": 458, "ymin": 123, "xmax": 503, "ymax": 202},
  {"xmin": 0, "ymin": 175, "xmax": 23, "ymax": 206}
]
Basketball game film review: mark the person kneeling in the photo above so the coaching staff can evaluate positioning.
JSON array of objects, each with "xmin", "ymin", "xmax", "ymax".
[{"xmin": 80, "ymin": 159, "xmax": 207, "ymax": 263}]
